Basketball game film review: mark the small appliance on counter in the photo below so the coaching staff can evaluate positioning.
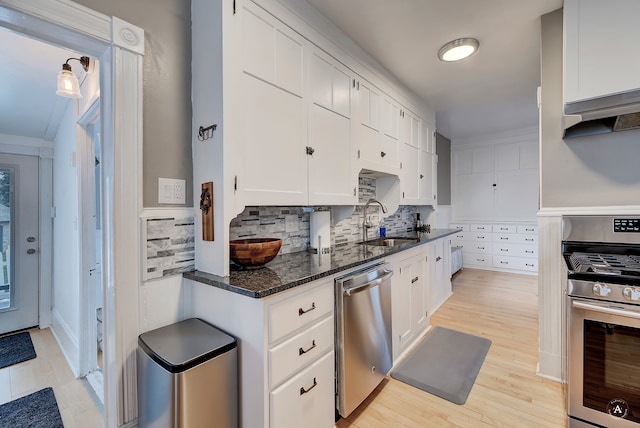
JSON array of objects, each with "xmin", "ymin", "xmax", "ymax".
[{"xmin": 310, "ymin": 211, "xmax": 332, "ymax": 254}]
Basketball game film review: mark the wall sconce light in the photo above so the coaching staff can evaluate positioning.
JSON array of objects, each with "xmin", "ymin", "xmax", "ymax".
[
  {"xmin": 56, "ymin": 56, "xmax": 91, "ymax": 98},
  {"xmin": 437, "ymin": 38, "xmax": 479, "ymax": 62}
]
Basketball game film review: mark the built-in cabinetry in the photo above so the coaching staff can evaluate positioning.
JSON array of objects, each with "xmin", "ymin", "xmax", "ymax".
[
  {"xmin": 401, "ymin": 114, "xmax": 437, "ymax": 206},
  {"xmin": 450, "ymin": 223, "xmax": 537, "ymax": 274},
  {"xmin": 189, "ymin": 276, "xmax": 335, "ymax": 428},
  {"xmin": 387, "ymin": 236, "xmax": 452, "ymax": 361},
  {"xmin": 192, "ymin": 0, "xmax": 436, "ymax": 275},
  {"xmin": 451, "ymin": 138, "xmax": 538, "ymax": 221},
  {"xmin": 563, "ymin": 0, "xmax": 640, "ymax": 105}
]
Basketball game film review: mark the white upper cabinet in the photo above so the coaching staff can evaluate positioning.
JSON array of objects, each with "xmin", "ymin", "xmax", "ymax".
[
  {"xmin": 238, "ymin": 2, "xmax": 307, "ymax": 206},
  {"xmin": 418, "ymin": 121, "xmax": 436, "ymax": 205},
  {"xmin": 564, "ymin": 0, "xmax": 640, "ymax": 104},
  {"xmin": 452, "ymin": 139, "xmax": 538, "ymax": 221},
  {"xmin": 353, "ymin": 77, "xmax": 382, "ymax": 167},
  {"xmin": 307, "ymin": 47, "xmax": 356, "ymax": 205}
]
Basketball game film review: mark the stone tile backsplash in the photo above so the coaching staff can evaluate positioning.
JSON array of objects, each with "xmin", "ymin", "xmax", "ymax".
[
  {"xmin": 228, "ymin": 177, "xmax": 418, "ymax": 254},
  {"xmin": 144, "ymin": 216, "xmax": 195, "ymax": 280}
]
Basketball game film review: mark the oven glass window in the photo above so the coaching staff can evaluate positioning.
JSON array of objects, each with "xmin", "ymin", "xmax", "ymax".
[{"xmin": 583, "ymin": 320, "xmax": 640, "ymax": 422}]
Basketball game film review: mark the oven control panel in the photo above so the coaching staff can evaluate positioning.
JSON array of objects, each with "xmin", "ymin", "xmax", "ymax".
[{"xmin": 614, "ymin": 218, "xmax": 640, "ymax": 233}]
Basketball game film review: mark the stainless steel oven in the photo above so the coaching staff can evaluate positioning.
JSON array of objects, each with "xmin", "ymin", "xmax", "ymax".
[{"xmin": 563, "ymin": 216, "xmax": 640, "ymax": 427}]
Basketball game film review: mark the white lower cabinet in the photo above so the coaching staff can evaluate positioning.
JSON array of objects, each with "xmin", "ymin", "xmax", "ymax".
[
  {"xmin": 450, "ymin": 222, "xmax": 538, "ymax": 274},
  {"xmin": 388, "ymin": 237, "xmax": 452, "ymax": 363},
  {"xmin": 188, "ymin": 276, "xmax": 335, "ymax": 428},
  {"xmin": 270, "ymin": 351, "xmax": 335, "ymax": 428}
]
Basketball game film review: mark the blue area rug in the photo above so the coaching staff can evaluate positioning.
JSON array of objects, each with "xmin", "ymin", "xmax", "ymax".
[
  {"xmin": 0, "ymin": 332, "xmax": 36, "ymax": 369},
  {"xmin": 0, "ymin": 387, "xmax": 64, "ymax": 427}
]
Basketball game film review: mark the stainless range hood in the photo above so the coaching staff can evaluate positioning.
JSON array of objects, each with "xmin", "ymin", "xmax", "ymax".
[{"xmin": 563, "ymin": 89, "xmax": 640, "ymax": 139}]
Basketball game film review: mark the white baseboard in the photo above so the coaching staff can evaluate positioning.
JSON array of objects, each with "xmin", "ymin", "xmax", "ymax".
[{"xmin": 51, "ymin": 310, "xmax": 80, "ymax": 378}]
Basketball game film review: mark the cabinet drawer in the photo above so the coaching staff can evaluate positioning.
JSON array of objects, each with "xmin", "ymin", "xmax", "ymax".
[
  {"xmin": 269, "ymin": 316, "xmax": 333, "ymax": 388},
  {"xmin": 471, "ymin": 233, "xmax": 492, "ymax": 241},
  {"xmin": 492, "ymin": 224, "xmax": 517, "ymax": 233},
  {"xmin": 451, "ymin": 231, "xmax": 470, "ymax": 241},
  {"xmin": 270, "ymin": 351, "xmax": 334, "ymax": 428},
  {"xmin": 463, "ymin": 242, "xmax": 492, "ymax": 254},
  {"xmin": 450, "ymin": 223, "xmax": 469, "ymax": 231},
  {"xmin": 470, "ymin": 224, "xmax": 491, "ymax": 232},
  {"xmin": 464, "ymin": 254, "xmax": 492, "ymax": 267},
  {"xmin": 494, "ymin": 243, "xmax": 537, "ymax": 258},
  {"xmin": 493, "ymin": 233, "xmax": 537, "ymax": 245},
  {"xmin": 269, "ymin": 283, "xmax": 333, "ymax": 343},
  {"xmin": 517, "ymin": 225, "xmax": 537, "ymax": 234},
  {"xmin": 493, "ymin": 255, "xmax": 538, "ymax": 271}
]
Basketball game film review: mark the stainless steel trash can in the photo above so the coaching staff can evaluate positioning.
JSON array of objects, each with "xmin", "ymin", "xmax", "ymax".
[{"xmin": 137, "ymin": 318, "xmax": 238, "ymax": 428}]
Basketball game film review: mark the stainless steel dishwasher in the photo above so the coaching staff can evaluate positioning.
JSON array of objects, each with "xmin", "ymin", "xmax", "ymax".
[{"xmin": 335, "ymin": 262, "xmax": 393, "ymax": 418}]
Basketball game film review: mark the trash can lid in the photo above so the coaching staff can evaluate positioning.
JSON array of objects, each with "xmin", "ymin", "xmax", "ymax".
[{"xmin": 138, "ymin": 318, "xmax": 237, "ymax": 373}]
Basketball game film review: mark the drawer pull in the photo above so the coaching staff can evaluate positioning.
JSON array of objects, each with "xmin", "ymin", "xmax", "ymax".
[
  {"xmin": 478, "ymin": 227, "xmax": 485, "ymax": 230},
  {"xmin": 500, "ymin": 237, "xmax": 508, "ymax": 240},
  {"xmin": 526, "ymin": 263, "xmax": 535, "ymax": 267},
  {"xmin": 411, "ymin": 276, "xmax": 419, "ymax": 284},
  {"xmin": 298, "ymin": 302, "xmax": 316, "ymax": 316},
  {"xmin": 478, "ymin": 246, "xmax": 484, "ymax": 250},
  {"xmin": 299, "ymin": 377, "xmax": 318, "ymax": 395},
  {"xmin": 299, "ymin": 340, "xmax": 317, "ymax": 356},
  {"xmin": 477, "ymin": 258, "xmax": 485, "ymax": 262},
  {"xmin": 525, "ymin": 228, "xmax": 534, "ymax": 231},
  {"xmin": 500, "ymin": 248, "xmax": 508, "ymax": 252},
  {"xmin": 525, "ymin": 250, "xmax": 534, "ymax": 254},
  {"xmin": 500, "ymin": 261, "xmax": 509, "ymax": 264},
  {"xmin": 525, "ymin": 238, "xmax": 534, "ymax": 242},
  {"xmin": 500, "ymin": 227, "xmax": 508, "ymax": 230}
]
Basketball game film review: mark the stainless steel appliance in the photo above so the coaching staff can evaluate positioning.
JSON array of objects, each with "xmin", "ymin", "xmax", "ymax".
[
  {"xmin": 563, "ymin": 216, "xmax": 640, "ymax": 427},
  {"xmin": 335, "ymin": 262, "xmax": 393, "ymax": 418}
]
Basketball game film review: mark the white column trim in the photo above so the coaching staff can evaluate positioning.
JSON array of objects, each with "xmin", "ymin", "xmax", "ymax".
[{"xmin": 0, "ymin": 1, "xmax": 145, "ymax": 427}]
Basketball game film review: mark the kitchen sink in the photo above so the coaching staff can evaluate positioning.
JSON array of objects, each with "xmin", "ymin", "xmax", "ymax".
[{"xmin": 357, "ymin": 237, "xmax": 419, "ymax": 247}]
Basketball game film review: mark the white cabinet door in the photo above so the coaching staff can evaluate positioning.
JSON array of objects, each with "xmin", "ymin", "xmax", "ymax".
[
  {"xmin": 401, "ymin": 142, "xmax": 419, "ymax": 203},
  {"xmin": 241, "ymin": 3, "xmax": 303, "ymax": 96},
  {"xmin": 238, "ymin": 3, "xmax": 307, "ymax": 206},
  {"xmin": 307, "ymin": 48, "xmax": 356, "ymax": 205},
  {"xmin": 353, "ymin": 77, "xmax": 381, "ymax": 166},
  {"xmin": 419, "ymin": 151, "xmax": 436, "ymax": 205},
  {"xmin": 495, "ymin": 142, "xmax": 538, "ymax": 221},
  {"xmin": 452, "ymin": 147, "xmax": 495, "ymax": 219},
  {"xmin": 410, "ymin": 255, "xmax": 427, "ymax": 333},
  {"xmin": 427, "ymin": 239, "xmax": 451, "ymax": 314},
  {"xmin": 381, "ymin": 97, "xmax": 400, "ymax": 140},
  {"xmin": 240, "ymin": 73, "xmax": 307, "ymax": 205},
  {"xmin": 393, "ymin": 255, "xmax": 414, "ymax": 355},
  {"xmin": 564, "ymin": 0, "xmax": 640, "ymax": 104}
]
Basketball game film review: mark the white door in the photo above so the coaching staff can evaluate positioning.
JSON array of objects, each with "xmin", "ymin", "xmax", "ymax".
[{"xmin": 0, "ymin": 154, "xmax": 39, "ymax": 334}]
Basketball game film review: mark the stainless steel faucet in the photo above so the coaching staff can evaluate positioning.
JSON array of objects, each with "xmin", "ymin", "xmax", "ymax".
[{"xmin": 362, "ymin": 198, "xmax": 388, "ymax": 242}]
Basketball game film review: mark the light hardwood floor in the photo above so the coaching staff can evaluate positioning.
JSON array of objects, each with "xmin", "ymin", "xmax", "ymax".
[
  {"xmin": 336, "ymin": 268, "xmax": 567, "ymax": 428},
  {"xmin": 0, "ymin": 327, "xmax": 103, "ymax": 427}
]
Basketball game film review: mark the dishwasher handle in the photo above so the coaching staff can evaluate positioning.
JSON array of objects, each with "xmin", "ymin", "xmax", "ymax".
[{"xmin": 343, "ymin": 270, "xmax": 393, "ymax": 296}]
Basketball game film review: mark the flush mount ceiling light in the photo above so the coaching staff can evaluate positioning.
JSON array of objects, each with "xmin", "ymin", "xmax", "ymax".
[
  {"xmin": 437, "ymin": 38, "xmax": 479, "ymax": 62},
  {"xmin": 56, "ymin": 56, "xmax": 91, "ymax": 98}
]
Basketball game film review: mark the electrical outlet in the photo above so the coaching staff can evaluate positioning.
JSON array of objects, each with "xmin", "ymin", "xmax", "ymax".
[{"xmin": 158, "ymin": 178, "xmax": 186, "ymax": 204}]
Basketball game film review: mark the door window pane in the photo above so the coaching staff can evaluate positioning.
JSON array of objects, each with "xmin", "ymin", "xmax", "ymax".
[{"xmin": 0, "ymin": 169, "xmax": 11, "ymax": 310}]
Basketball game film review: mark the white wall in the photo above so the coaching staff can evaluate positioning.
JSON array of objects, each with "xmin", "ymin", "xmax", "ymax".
[
  {"xmin": 139, "ymin": 275, "xmax": 187, "ymax": 333},
  {"xmin": 51, "ymin": 100, "xmax": 81, "ymax": 376}
]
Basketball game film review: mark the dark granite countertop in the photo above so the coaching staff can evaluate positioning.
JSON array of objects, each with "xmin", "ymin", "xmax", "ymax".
[{"xmin": 184, "ymin": 228, "xmax": 460, "ymax": 298}]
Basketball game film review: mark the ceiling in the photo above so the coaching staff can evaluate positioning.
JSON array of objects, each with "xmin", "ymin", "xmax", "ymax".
[
  {"xmin": 305, "ymin": 0, "xmax": 563, "ymax": 140},
  {"xmin": 0, "ymin": 27, "xmax": 82, "ymax": 141},
  {"xmin": 0, "ymin": 1, "xmax": 563, "ymax": 143}
]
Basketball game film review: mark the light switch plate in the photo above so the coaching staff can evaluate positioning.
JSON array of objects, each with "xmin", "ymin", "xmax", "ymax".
[{"xmin": 158, "ymin": 178, "xmax": 186, "ymax": 204}]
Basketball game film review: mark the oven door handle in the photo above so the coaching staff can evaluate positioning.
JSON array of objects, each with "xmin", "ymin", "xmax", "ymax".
[{"xmin": 572, "ymin": 300, "xmax": 640, "ymax": 320}]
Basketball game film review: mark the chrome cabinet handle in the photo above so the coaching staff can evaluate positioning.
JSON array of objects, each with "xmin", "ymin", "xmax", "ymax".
[
  {"xmin": 298, "ymin": 302, "xmax": 316, "ymax": 316},
  {"xmin": 436, "ymin": 256, "xmax": 442, "ymax": 262},
  {"xmin": 380, "ymin": 151, "xmax": 387, "ymax": 158},
  {"xmin": 299, "ymin": 340, "xmax": 316, "ymax": 356},
  {"xmin": 299, "ymin": 377, "xmax": 317, "ymax": 395},
  {"xmin": 411, "ymin": 276, "xmax": 419, "ymax": 284},
  {"xmin": 27, "ymin": 249, "xmax": 37, "ymax": 254}
]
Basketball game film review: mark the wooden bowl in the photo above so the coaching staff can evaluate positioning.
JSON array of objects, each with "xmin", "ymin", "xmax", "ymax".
[{"xmin": 229, "ymin": 238, "xmax": 282, "ymax": 268}]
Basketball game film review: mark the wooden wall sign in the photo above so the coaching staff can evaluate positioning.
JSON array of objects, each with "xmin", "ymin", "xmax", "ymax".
[{"xmin": 200, "ymin": 182, "xmax": 214, "ymax": 241}]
